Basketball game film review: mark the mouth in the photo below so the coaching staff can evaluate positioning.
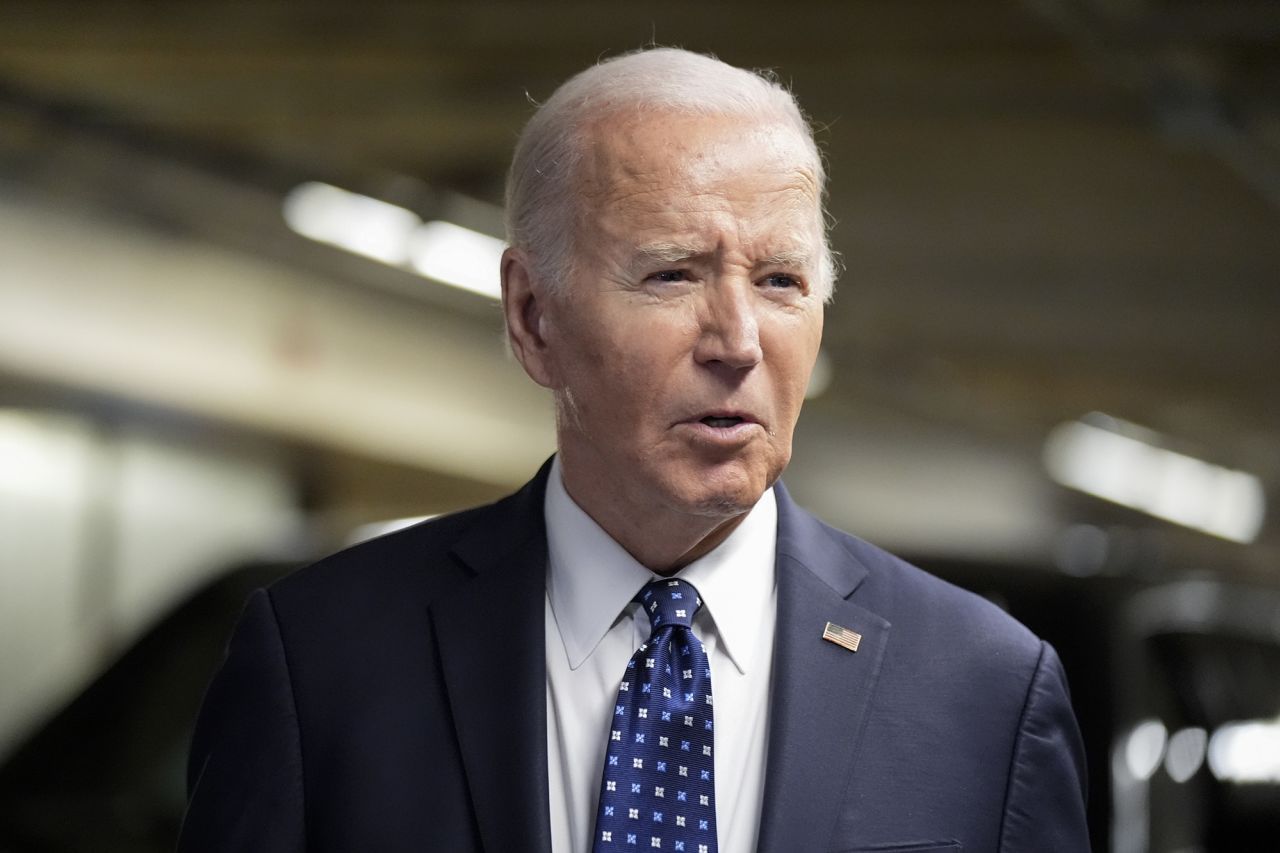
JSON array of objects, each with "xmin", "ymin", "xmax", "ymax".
[
  {"xmin": 700, "ymin": 415, "xmax": 746, "ymax": 429},
  {"xmin": 677, "ymin": 411, "xmax": 762, "ymax": 447},
  {"xmin": 686, "ymin": 409, "xmax": 762, "ymax": 431}
]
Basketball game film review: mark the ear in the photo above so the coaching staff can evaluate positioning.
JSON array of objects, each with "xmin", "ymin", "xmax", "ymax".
[{"xmin": 501, "ymin": 247, "xmax": 556, "ymax": 389}]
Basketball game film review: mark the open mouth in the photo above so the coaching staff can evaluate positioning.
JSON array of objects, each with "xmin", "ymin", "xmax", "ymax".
[{"xmin": 700, "ymin": 415, "xmax": 745, "ymax": 428}]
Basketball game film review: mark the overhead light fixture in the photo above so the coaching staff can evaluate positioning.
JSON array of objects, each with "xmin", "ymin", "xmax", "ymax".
[
  {"xmin": 1043, "ymin": 414, "xmax": 1266, "ymax": 544},
  {"xmin": 1208, "ymin": 717, "xmax": 1280, "ymax": 784},
  {"xmin": 1165, "ymin": 727, "xmax": 1208, "ymax": 783},
  {"xmin": 407, "ymin": 220, "xmax": 505, "ymax": 300},
  {"xmin": 282, "ymin": 182, "xmax": 504, "ymax": 300},
  {"xmin": 1122, "ymin": 718, "xmax": 1168, "ymax": 781},
  {"xmin": 283, "ymin": 182, "xmax": 420, "ymax": 265}
]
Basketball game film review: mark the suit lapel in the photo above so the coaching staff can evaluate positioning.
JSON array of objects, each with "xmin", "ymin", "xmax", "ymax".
[
  {"xmin": 432, "ymin": 465, "xmax": 554, "ymax": 853},
  {"xmin": 755, "ymin": 485, "xmax": 891, "ymax": 853}
]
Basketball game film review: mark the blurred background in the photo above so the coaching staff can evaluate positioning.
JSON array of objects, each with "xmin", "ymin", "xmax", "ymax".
[{"xmin": 0, "ymin": 1, "xmax": 1277, "ymax": 851}]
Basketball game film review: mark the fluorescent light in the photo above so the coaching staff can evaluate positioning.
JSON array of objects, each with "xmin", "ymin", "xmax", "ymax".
[
  {"xmin": 1165, "ymin": 727, "xmax": 1207, "ymax": 783},
  {"xmin": 1123, "ymin": 718, "xmax": 1167, "ymax": 781},
  {"xmin": 1043, "ymin": 415, "xmax": 1266, "ymax": 543},
  {"xmin": 1208, "ymin": 718, "xmax": 1280, "ymax": 784},
  {"xmin": 282, "ymin": 183, "xmax": 506, "ymax": 301},
  {"xmin": 283, "ymin": 182, "xmax": 421, "ymax": 265},
  {"xmin": 407, "ymin": 220, "xmax": 506, "ymax": 300}
]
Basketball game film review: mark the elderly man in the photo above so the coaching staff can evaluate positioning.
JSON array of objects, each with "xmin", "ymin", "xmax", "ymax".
[{"xmin": 181, "ymin": 49, "xmax": 1089, "ymax": 852}]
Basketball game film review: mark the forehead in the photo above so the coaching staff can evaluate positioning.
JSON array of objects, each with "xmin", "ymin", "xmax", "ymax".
[{"xmin": 574, "ymin": 110, "xmax": 822, "ymax": 248}]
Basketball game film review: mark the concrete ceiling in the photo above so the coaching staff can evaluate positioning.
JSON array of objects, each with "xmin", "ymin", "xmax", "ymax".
[{"xmin": 0, "ymin": 0, "xmax": 1277, "ymax": 568}]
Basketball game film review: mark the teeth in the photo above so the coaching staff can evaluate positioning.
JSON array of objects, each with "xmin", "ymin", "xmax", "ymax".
[{"xmin": 702, "ymin": 416, "xmax": 742, "ymax": 428}]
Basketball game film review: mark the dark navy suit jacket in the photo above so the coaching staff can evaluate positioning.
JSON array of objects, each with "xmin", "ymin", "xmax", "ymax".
[{"xmin": 180, "ymin": 462, "xmax": 1089, "ymax": 852}]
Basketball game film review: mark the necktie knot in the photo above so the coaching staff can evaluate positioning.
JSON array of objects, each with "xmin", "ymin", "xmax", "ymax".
[{"xmin": 638, "ymin": 578, "xmax": 702, "ymax": 633}]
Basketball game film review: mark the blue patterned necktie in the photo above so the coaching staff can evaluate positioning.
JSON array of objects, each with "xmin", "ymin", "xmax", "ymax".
[{"xmin": 592, "ymin": 578, "xmax": 718, "ymax": 853}]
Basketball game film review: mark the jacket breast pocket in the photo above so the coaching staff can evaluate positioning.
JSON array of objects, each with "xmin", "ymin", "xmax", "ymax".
[{"xmin": 832, "ymin": 843, "xmax": 962, "ymax": 853}]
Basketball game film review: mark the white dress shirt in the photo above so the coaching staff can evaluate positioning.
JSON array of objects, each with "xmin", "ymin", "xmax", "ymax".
[{"xmin": 544, "ymin": 457, "xmax": 778, "ymax": 853}]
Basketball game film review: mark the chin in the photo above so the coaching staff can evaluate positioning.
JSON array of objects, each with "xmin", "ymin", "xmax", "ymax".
[
  {"xmin": 662, "ymin": 463, "xmax": 772, "ymax": 519},
  {"xmin": 687, "ymin": 493, "xmax": 758, "ymax": 518}
]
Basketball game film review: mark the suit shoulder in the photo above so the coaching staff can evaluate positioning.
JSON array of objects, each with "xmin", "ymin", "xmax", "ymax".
[
  {"xmin": 265, "ymin": 494, "xmax": 521, "ymax": 620},
  {"xmin": 825, "ymin": 520, "xmax": 1044, "ymax": 661}
]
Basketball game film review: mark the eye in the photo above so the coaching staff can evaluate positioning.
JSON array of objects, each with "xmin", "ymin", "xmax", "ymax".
[
  {"xmin": 762, "ymin": 273, "xmax": 801, "ymax": 289},
  {"xmin": 647, "ymin": 269, "xmax": 689, "ymax": 284}
]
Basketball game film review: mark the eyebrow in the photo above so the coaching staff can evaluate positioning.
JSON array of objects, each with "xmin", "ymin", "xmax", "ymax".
[
  {"xmin": 633, "ymin": 243, "xmax": 707, "ymax": 266},
  {"xmin": 632, "ymin": 243, "xmax": 815, "ymax": 270},
  {"xmin": 757, "ymin": 249, "xmax": 814, "ymax": 270}
]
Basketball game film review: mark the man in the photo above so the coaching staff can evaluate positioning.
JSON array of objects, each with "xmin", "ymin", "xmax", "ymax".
[{"xmin": 181, "ymin": 48, "xmax": 1089, "ymax": 852}]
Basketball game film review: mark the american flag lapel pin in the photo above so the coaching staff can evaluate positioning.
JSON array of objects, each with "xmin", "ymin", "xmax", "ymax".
[{"xmin": 822, "ymin": 621, "xmax": 862, "ymax": 653}]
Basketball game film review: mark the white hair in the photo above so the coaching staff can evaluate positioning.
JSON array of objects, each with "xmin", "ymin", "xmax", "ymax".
[{"xmin": 504, "ymin": 47, "xmax": 836, "ymax": 301}]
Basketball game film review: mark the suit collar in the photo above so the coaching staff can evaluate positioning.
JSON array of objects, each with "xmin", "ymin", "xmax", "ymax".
[
  {"xmin": 756, "ymin": 482, "xmax": 890, "ymax": 853},
  {"xmin": 773, "ymin": 480, "xmax": 869, "ymax": 599},
  {"xmin": 433, "ymin": 459, "xmax": 555, "ymax": 853}
]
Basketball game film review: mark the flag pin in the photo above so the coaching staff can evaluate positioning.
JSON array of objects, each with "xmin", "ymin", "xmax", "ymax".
[{"xmin": 822, "ymin": 621, "xmax": 862, "ymax": 652}]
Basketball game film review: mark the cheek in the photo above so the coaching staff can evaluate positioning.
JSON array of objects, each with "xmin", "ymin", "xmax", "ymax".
[
  {"xmin": 555, "ymin": 324, "xmax": 661, "ymax": 419},
  {"xmin": 770, "ymin": 321, "xmax": 822, "ymax": 392},
  {"xmin": 597, "ymin": 314, "xmax": 692, "ymax": 383},
  {"xmin": 547, "ymin": 308, "xmax": 614, "ymax": 385}
]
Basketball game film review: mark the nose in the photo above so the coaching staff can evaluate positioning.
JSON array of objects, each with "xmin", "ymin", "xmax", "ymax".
[{"xmin": 694, "ymin": 281, "xmax": 762, "ymax": 371}]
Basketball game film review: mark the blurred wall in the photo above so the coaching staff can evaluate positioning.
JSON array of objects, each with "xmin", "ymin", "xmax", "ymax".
[{"xmin": 0, "ymin": 410, "xmax": 301, "ymax": 760}]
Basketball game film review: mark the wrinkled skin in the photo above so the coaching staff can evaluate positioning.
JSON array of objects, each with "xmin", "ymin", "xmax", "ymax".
[{"xmin": 504, "ymin": 110, "xmax": 826, "ymax": 572}]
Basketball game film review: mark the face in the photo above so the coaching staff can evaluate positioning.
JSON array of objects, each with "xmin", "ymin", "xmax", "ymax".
[{"xmin": 521, "ymin": 110, "xmax": 825, "ymax": 524}]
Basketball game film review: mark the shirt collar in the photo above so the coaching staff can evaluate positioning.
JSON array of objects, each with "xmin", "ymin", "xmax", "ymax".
[{"xmin": 544, "ymin": 456, "xmax": 777, "ymax": 676}]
